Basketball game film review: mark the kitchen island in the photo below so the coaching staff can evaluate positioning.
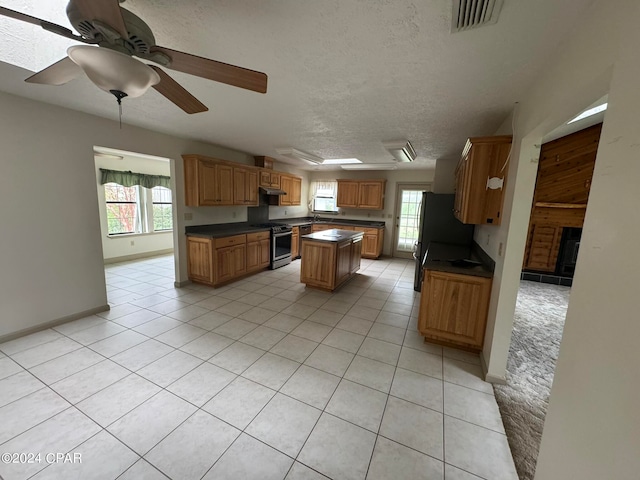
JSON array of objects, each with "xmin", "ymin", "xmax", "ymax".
[{"xmin": 300, "ymin": 229, "xmax": 364, "ymax": 291}]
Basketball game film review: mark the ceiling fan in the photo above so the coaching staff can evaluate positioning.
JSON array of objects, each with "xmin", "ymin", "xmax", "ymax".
[{"xmin": 0, "ymin": 0, "xmax": 268, "ymax": 114}]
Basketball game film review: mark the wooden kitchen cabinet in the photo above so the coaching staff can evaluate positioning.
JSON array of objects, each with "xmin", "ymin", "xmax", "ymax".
[
  {"xmin": 185, "ymin": 159, "xmax": 233, "ymax": 206},
  {"xmin": 300, "ymin": 241, "xmax": 336, "ymax": 290},
  {"xmin": 233, "ymin": 167, "xmax": 259, "ymax": 206},
  {"xmin": 278, "ymin": 175, "xmax": 301, "ymax": 206},
  {"xmin": 290, "ymin": 176, "xmax": 302, "ymax": 205},
  {"xmin": 337, "ymin": 180, "xmax": 386, "ymax": 210},
  {"xmin": 291, "ymin": 227, "xmax": 300, "ymax": 259},
  {"xmin": 188, "ymin": 232, "xmax": 273, "ymax": 287},
  {"xmin": 246, "ymin": 231, "xmax": 271, "ymax": 271},
  {"xmin": 361, "ymin": 227, "xmax": 384, "ymax": 259},
  {"xmin": 300, "ymin": 232, "xmax": 364, "ymax": 291},
  {"xmin": 184, "ymin": 155, "xmax": 255, "ymax": 207},
  {"xmin": 187, "ymin": 237, "xmax": 213, "ymax": 284},
  {"xmin": 350, "ymin": 236, "xmax": 362, "ymax": 274},
  {"xmin": 454, "ymin": 136, "xmax": 512, "ymax": 225},
  {"xmin": 259, "ymin": 170, "xmax": 281, "ymax": 189},
  {"xmin": 336, "ymin": 181, "xmax": 359, "ymax": 208},
  {"xmin": 358, "ymin": 181, "xmax": 385, "ymax": 209},
  {"xmin": 418, "ymin": 269, "xmax": 492, "ymax": 351}
]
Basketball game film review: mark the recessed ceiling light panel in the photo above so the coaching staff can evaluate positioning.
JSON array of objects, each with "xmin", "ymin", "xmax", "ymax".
[
  {"xmin": 276, "ymin": 147, "xmax": 323, "ymax": 165},
  {"xmin": 322, "ymin": 158, "xmax": 362, "ymax": 165}
]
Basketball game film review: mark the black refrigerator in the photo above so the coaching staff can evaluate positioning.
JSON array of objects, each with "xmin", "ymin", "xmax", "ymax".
[{"xmin": 413, "ymin": 192, "xmax": 475, "ymax": 291}]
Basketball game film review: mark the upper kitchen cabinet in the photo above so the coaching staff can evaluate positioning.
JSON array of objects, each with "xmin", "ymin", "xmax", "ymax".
[
  {"xmin": 454, "ymin": 136, "xmax": 512, "ymax": 225},
  {"xmin": 234, "ymin": 167, "xmax": 259, "ymax": 206},
  {"xmin": 278, "ymin": 174, "xmax": 302, "ymax": 206},
  {"xmin": 337, "ymin": 179, "xmax": 386, "ymax": 210},
  {"xmin": 259, "ymin": 170, "xmax": 281, "ymax": 189},
  {"xmin": 184, "ymin": 155, "xmax": 234, "ymax": 206},
  {"xmin": 183, "ymin": 154, "xmax": 256, "ymax": 207}
]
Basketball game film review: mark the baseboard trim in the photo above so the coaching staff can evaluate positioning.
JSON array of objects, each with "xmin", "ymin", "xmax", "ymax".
[
  {"xmin": 0, "ymin": 304, "xmax": 110, "ymax": 344},
  {"xmin": 174, "ymin": 280, "xmax": 191, "ymax": 288},
  {"xmin": 103, "ymin": 249, "xmax": 174, "ymax": 265},
  {"xmin": 481, "ymin": 351, "xmax": 507, "ymax": 384}
]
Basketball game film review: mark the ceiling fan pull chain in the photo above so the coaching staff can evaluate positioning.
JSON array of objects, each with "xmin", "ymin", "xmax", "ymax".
[{"xmin": 109, "ymin": 89, "xmax": 128, "ymax": 129}]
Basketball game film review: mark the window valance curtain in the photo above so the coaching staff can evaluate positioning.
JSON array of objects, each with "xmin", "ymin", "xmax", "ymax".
[
  {"xmin": 100, "ymin": 168, "xmax": 171, "ymax": 189},
  {"xmin": 310, "ymin": 180, "xmax": 338, "ymax": 198}
]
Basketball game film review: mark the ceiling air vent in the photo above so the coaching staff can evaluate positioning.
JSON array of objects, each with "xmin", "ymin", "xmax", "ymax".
[{"xmin": 451, "ymin": 0, "xmax": 504, "ymax": 33}]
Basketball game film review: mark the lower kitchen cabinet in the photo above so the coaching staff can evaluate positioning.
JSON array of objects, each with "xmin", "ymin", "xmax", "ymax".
[
  {"xmin": 300, "ymin": 233, "xmax": 363, "ymax": 291},
  {"xmin": 291, "ymin": 227, "xmax": 300, "ymax": 259},
  {"xmin": 246, "ymin": 231, "xmax": 271, "ymax": 271},
  {"xmin": 187, "ymin": 236, "xmax": 214, "ymax": 284},
  {"xmin": 187, "ymin": 232, "xmax": 270, "ymax": 287},
  {"xmin": 361, "ymin": 228, "xmax": 384, "ymax": 259},
  {"xmin": 418, "ymin": 269, "xmax": 492, "ymax": 351}
]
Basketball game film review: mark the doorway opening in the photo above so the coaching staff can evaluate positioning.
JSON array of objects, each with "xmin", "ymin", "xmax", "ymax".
[
  {"xmin": 93, "ymin": 146, "xmax": 175, "ymax": 265},
  {"xmin": 494, "ymin": 96, "xmax": 606, "ymax": 480},
  {"xmin": 392, "ymin": 183, "xmax": 431, "ymax": 258}
]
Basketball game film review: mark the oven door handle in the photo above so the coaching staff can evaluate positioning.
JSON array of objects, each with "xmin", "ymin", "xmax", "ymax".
[{"xmin": 273, "ymin": 231, "xmax": 293, "ymax": 238}]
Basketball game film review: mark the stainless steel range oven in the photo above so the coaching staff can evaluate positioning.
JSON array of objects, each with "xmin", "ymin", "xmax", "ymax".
[{"xmin": 252, "ymin": 223, "xmax": 293, "ymax": 269}]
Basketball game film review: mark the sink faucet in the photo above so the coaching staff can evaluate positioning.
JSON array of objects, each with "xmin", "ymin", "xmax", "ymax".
[{"xmin": 313, "ymin": 214, "xmax": 320, "ymax": 222}]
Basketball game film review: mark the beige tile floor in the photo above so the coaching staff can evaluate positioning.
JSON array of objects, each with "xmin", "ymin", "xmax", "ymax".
[{"xmin": 0, "ymin": 255, "xmax": 518, "ymax": 480}]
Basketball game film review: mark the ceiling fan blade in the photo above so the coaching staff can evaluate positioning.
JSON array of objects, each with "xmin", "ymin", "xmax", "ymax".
[
  {"xmin": 0, "ymin": 6, "xmax": 95, "ymax": 43},
  {"xmin": 149, "ymin": 66, "xmax": 208, "ymax": 114},
  {"xmin": 150, "ymin": 46, "xmax": 268, "ymax": 94},
  {"xmin": 71, "ymin": 0, "xmax": 128, "ymax": 39},
  {"xmin": 25, "ymin": 57, "xmax": 83, "ymax": 85}
]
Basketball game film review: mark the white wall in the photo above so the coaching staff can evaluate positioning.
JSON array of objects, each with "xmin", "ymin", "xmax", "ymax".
[
  {"xmin": 459, "ymin": 0, "xmax": 640, "ymax": 477},
  {"xmin": 95, "ymin": 154, "xmax": 173, "ymax": 261},
  {"xmin": 477, "ymin": 0, "xmax": 623, "ymax": 381},
  {"xmin": 309, "ymin": 169, "xmax": 436, "ymax": 255},
  {"xmin": 0, "ymin": 89, "xmax": 251, "ymax": 338}
]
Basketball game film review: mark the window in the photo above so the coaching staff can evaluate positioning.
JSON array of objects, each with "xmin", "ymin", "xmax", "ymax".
[
  {"xmin": 104, "ymin": 183, "xmax": 173, "ymax": 235},
  {"xmin": 105, "ymin": 183, "xmax": 140, "ymax": 235},
  {"xmin": 152, "ymin": 186, "xmax": 173, "ymax": 231},
  {"xmin": 311, "ymin": 181, "xmax": 339, "ymax": 213}
]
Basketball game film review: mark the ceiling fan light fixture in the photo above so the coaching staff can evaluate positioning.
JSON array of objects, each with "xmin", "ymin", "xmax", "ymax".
[{"xmin": 67, "ymin": 45, "xmax": 160, "ymax": 98}]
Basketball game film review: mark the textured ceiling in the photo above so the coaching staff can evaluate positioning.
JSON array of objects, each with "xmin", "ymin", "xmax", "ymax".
[{"xmin": 0, "ymin": 0, "xmax": 594, "ymax": 170}]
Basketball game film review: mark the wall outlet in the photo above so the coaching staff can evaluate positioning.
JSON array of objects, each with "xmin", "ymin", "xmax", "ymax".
[
  {"xmin": 284, "ymin": 210, "xmax": 287, "ymax": 215},
  {"xmin": 499, "ymin": 242, "xmax": 504, "ymax": 256},
  {"xmin": 130, "ymin": 240, "xmax": 135, "ymax": 246},
  {"xmin": 486, "ymin": 234, "xmax": 490, "ymax": 246},
  {"xmin": 341, "ymin": 211, "xmax": 346, "ymax": 216},
  {"xmin": 232, "ymin": 212, "xmax": 236, "ymax": 218},
  {"xmin": 184, "ymin": 212, "xmax": 193, "ymax": 221},
  {"xmin": 367, "ymin": 213, "xmax": 371, "ymax": 218},
  {"xmin": 387, "ymin": 214, "xmax": 392, "ymax": 218}
]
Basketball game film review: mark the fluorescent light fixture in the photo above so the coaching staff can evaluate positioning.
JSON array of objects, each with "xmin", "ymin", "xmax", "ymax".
[
  {"xmin": 567, "ymin": 103, "xmax": 608, "ymax": 124},
  {"xmin": 276, "ymin": 147, "xmax": 323, "ymax": 165},
  {"xmin": 341, "ymin": 163, "xmax": 398, "ymax": 171},
  {"xmin": 322, "ymin": 158, "xmax": 362, "ymax": 165},
  {"xmin": 382, "ymin": 140, "xmax": 416, "ymax": 162}
]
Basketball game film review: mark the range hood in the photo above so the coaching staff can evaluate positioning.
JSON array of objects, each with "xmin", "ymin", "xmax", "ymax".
[{"xmin": 260, "ymin": 186, "xmax": 287, "ymax": 195}]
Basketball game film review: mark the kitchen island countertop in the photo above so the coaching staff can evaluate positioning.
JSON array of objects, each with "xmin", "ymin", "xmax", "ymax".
[{"xmin": 302, "ymin": 229, "xmax": 365, "ymax": 243}]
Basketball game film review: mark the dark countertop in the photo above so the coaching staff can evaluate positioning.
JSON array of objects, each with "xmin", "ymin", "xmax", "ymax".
[
  {"xmin": 271, "ymin": 216, "xmax": 385, "ymax": 228},
  {"xmin": 422, "ymin": 242, "xmax": 494, "ymax": 278},
  {"xmin": 302, "ymin": 229, "xmax": 365, "ymax": 243},
  {"xmin": 185, "ymin": 223, "xmax": 271, "ymax": 239},
  {"xmin": 185, "ymin": 216, "xmax": 385, "ymax": 239}
]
